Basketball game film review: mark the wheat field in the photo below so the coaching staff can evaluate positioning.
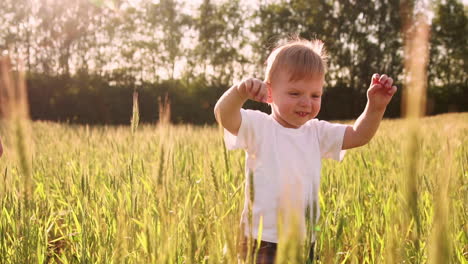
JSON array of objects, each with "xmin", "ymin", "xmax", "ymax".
[{"xmin": 0, "ymin": 113, "xmax": 467, "ymax": 263}]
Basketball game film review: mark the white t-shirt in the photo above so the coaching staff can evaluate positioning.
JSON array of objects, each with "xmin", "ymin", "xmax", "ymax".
[{"xmin": 224, "ymin": 109, "xmax": 347, "ymax": 243}]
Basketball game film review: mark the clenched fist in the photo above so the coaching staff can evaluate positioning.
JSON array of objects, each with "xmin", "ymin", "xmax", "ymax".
[{"xmin": 236, "ymin": 78, "xmax": 271, "ymax": 103}]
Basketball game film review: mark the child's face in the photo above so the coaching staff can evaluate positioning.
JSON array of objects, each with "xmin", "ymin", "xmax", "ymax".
[{"xmin": 269, "ymin": 71, "xmax": 323, "ymax": 128}]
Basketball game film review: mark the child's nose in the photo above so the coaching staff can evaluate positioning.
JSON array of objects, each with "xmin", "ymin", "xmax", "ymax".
[{"xmin": 299, "ymin": 97, "xmax": 312, "ymax": 107}]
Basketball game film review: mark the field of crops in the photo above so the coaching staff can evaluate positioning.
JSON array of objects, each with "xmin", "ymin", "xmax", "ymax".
[{"xmin": 0, "ymin": 113, "xmax": 467, "ymax": 263}]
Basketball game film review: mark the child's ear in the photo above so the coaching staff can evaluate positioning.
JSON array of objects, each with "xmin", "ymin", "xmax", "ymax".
[{"xmin": 266, "ymin": 82, "xmax": 273, "ymax": 104}]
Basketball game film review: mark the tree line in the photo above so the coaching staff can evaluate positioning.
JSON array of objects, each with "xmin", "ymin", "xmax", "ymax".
[{"xmin": 1, "ymin": 0, "xmax": 466, "ymax": 124}]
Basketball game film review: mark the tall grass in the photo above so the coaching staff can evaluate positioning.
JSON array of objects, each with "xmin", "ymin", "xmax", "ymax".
[
  {"xmin": 0, "ymin": 57, "xmax": 37, "ymax": 263},
  {"xmin": 0, "ymin": 111, "xmax": 466, "ymax": 263},
  {"xmin": 396, "ymin": 9, "xmax": 430, "ymax": 263}
]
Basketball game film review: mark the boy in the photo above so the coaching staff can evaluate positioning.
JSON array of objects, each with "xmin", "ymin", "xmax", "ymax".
[{"xmin": 214, "ymin": 38, "xmax": 397, "ymax": 263}]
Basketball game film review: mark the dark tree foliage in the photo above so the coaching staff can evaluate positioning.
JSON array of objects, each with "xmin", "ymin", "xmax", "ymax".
[{"xmin": 1, "ymin": 0, "xmax": 465, "ymax": 124}]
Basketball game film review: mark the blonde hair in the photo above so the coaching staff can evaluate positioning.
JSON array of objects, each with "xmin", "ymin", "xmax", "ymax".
[{"xmin": 264, "ymin": 38, "xmax": 327, "ymax": 83}]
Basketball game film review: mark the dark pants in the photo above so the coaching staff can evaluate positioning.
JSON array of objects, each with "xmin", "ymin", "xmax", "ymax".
[{"xmin": 239, "ymin": 238, "xmax": 316, "ymax": 264}]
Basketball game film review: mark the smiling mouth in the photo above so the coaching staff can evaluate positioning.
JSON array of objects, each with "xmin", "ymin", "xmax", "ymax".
[{"xmin": 295, "ymin": 111, "xmax": 309, "ymax": 117}]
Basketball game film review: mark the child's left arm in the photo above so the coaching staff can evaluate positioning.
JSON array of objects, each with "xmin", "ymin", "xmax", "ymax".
[{"xmin": 342, "ymin": 73, "xmax": 397, "ymax": 150}]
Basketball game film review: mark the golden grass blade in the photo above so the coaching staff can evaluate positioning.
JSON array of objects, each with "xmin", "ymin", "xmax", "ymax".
[{"xmin": 0, "ymin": 57, "xmax": 33, "ymax": 201}]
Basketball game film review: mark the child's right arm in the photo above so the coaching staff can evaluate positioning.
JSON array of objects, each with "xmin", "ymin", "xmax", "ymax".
[{"xmin": 214, "ymin": 78, "xmax": 268, "ymax": 136}]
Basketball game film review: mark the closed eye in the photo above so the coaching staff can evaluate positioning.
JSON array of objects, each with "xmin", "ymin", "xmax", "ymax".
[{"xmin": 289, "ymin": 92, "xmax": 299, "ymax": 96}]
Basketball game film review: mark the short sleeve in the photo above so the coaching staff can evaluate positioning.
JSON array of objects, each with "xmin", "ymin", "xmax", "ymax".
[
  {"xmin": 315, "ymin": 120, "xmax": 348, "ymax": 161},
  {"xmin": 223, "ymin": 109, "xmax": 266, "ymax": 152}
]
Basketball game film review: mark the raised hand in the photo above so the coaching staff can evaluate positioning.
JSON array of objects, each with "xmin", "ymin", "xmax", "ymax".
[
  {"xmin": 368, "ymin": 73, "xmax": 397, "ymax": 112},
  {"xmin": 236, "ymin": 78, "xmax": 270, "ymax": 103}
]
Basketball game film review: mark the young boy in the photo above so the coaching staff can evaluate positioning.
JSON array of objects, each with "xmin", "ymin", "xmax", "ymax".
[{"xmin": 214, "ymin": 38, "xmax": 397, "ymax": 263}]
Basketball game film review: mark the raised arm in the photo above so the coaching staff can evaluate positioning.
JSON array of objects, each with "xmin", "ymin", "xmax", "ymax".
[
  {"xmin": 342, "ymin": 74, "xmax": 397, "ymax": 150},
  {"xmin": 214, "ymin": 78, "xmax": 268, "ymax": 135}
]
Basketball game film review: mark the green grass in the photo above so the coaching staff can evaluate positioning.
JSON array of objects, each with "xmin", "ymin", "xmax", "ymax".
[{"xmin": 0, "ymin": 113, "xmax": 467, "ymax": 263}]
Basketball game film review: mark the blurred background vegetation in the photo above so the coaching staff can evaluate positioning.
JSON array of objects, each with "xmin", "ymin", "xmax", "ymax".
[{"xmin": 1, "ymin": 0, "xmax": 466, "ymax": 125}]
